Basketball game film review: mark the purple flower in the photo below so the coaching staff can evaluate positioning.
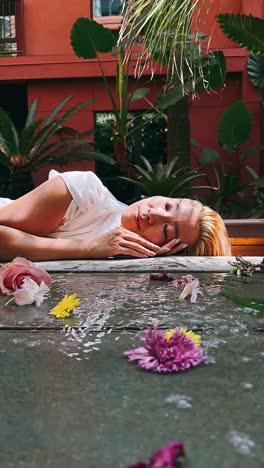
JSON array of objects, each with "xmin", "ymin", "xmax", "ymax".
[
  {"xmin": 124, "ymin": 325, "xmax": 204, "ymax": 373},
  {"xmin": 128, "ymin": 440, "xmax": 185, "ymax": 468},
  {"xmin": 150, "ymin": 273, "xmax": 174, "ymax": 282}
]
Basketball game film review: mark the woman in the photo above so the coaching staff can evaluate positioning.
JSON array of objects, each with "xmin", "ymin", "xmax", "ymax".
[{"xmin": 0, "ymin": 170, "xmax": 231, "ymax": 261}]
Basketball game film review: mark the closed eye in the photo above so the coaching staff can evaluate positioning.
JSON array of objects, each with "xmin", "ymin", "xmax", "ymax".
[
  {"xmin": 165, "ymin": 202, "xmax": 169, "ymax": 211},
  {"xmin": 163, "ymin": 224, "xmax": 168, "ymax": 241}
]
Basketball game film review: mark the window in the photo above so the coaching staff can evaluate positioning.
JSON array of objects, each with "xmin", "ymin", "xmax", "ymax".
[
  {"xmin": 0, "ymin": 0, "xmax": 24, "ymax": 55},
  {"xmin": 93, "ymin": 0, "xmax": 124, "ymax": 17},
  {"xmin": 94, "ymin": 110, "xmax": 167, "ymax": 202},
  {"xmin": 92, "ymin": 0, "xmax": 124, "ymax": 30}
]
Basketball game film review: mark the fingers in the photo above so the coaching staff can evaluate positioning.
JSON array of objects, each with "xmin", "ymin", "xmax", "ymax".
[
  {"xmin": 119, "ymin": 247, "xmax": 150, "ymax": 258},
  {"xmin": 159, "ymin": 238, "xmax": 181, "ymax": 255},
  {"xmin": 119, "ymin": 240, "xmax": 157, "ymax": 257},
  {"xmin": 164, "ymin": 243, "xmax": 188, "ymax": 256},
  {"xmin": 120, "ymin": 228, "xmax": 161, "ymax": 253}
]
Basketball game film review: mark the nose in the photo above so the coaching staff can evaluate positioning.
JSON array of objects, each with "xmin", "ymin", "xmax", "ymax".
[{"xmin": 146, "ymin": 207, "xmax": 167, "ymax": 225}]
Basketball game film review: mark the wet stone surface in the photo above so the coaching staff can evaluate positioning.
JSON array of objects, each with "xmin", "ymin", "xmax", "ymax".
[{"xmin": 0, "ymin": 269, "xmax": 263, "ymax": 467}]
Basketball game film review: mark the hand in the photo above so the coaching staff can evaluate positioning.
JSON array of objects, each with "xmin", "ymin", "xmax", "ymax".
[
  {"xmin": 158, "ymin": 238, "xmax": 188, "ymax": 256},
  {"xmin": 85, "ymin": 227, "xmax": 161, "ymax": 259}
]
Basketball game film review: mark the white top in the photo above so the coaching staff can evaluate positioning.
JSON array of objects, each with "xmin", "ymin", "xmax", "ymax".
[{"xmin": 0, "ymin": 170, "xmax": 127, "ymax": 240}]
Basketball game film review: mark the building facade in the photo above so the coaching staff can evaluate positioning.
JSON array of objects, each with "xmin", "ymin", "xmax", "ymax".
[{"xmin": 0, "ymin": 0, "xmax": 263, "ymax": 189}]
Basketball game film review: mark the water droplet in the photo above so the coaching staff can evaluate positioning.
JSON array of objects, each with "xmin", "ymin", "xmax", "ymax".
[
  {"xmin": 241, "ymin": 383, "xmax": 253, "ymax": 390},
  {"xmin": 227, "ymin": 431, "xmax": 255, "ymax": 456},
  {"xmin": 165, "ymin": 394, "xmax": 192, "ymax": 409}
]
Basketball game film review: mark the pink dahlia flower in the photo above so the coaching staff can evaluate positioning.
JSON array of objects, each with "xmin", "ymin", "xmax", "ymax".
[
  {"xmin": 128, "ymin": 440, "xmax": 185, "ymax": 468},
  {"xmin": 124, "ymin": 325, "xmax": 204, "ymax": 373}
]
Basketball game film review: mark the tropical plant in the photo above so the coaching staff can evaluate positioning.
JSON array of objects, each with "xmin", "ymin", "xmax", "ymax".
[
  {"xmin": 192, "ymin": 101, "xmax": 264, "ymax": 218},
  {"xmin": 119, "ymin": 0, "xmax": 216, "ymax": 85},
  {"xmin": 216, "ymin": 14, "xmax": 264, "ymax": 55},
  {"xmin": 154, "ymin": 40, "xmax": 226, "ymax": 165},
  {"xmin": 120, "ymin": 2, "xmax": 226, "ymax": 167},
  {"xmin": 71, "ymin": 18, "xmax": 158, "ymax": 173},
  {"xmin": 217, "ymin": 13, "xmax": 264, "ymax": 178},
  {"xmin": 120, "ymin": 155, "xmax": 210, "ymax": 198},
  {"xmin": 0, "ymin": 96, "xmax": 114, "ymax": 198}
]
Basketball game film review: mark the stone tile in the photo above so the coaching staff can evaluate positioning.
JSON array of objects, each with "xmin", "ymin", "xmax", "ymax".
[
  {"xmin": 0, "ymin": 330, "xmax": 263, "ymax": 467},
  {"xmin": 19, "ymin": 256, "xmax": 264, "ymax": 273}
]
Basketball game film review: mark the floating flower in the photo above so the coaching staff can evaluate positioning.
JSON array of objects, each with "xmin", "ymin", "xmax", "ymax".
[
  {"xmin": 150, "ymin": 273, "xmax": 174, "ymax": 282},
  {"xmin": 171, "ymin": 275, "xmax": 203, "ymax": 303},
  {"xmin": 49, "ymin": 293, "xmax": 80, "ymax": 319},
  {"xmin": 12, "ymin": 277, "xmax": 50, "ymax": 306},
  {"xmin": 0, "ymin": 257, "xmax": 51, "ymax": 296},
  {"xmin": 124, "ymin": 325, "xmax": 204, "ymax": 373},
  {"xmin": 128, "ymin": 440, "xmax": 185, "ymax": 468},
  {"xmin": 178, "ymin": 278, "xmax": 203, "ymax": 303},
  {"xmin": 0, "ymin": 257, "xmax": 51, "ymax": 306},
  {"xmin": 166, "ymin": 328, "xmax": 201, "ymax": 347}
]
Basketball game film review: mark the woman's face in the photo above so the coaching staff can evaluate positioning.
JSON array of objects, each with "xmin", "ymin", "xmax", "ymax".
[{"xmin": 121, "ymin": 197, "xmax": 202, "ymax": 247}]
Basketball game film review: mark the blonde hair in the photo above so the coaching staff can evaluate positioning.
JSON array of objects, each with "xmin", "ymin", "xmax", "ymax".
[{"xmin": 186, "ymin": 205, "xmax": 231, "ymax": 256}]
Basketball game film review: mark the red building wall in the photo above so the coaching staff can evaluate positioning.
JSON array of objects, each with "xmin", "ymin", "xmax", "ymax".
[{"xmin": 0, "ymin": 0, "xmax": 263, "ymax": 186}]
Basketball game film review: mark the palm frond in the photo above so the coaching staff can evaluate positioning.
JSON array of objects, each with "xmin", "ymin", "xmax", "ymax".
[
  {"xmin": 45, "ymin": 96, "xmax": 72, "ymax": 125},
  {"xmin": 0, "ymin": 107, "xmax": 19, "ymax": 155},
  {"xmin": 0, "ymin": 150, "xmax": 11, "ymax": 169},
  {"xmin": 25, "ymin": 99, "xmax": 38, "ymax": 127},
  {"xmin": 31, "ymin": 150, "xmax": 115, "ymax": 169},
  {"xmin": 119, "ymin": 0, "xmax": 214, "ymax": 84},
  {"xmin": 19, "ymin": 119, "xmax": 43, "ymax": 156}
]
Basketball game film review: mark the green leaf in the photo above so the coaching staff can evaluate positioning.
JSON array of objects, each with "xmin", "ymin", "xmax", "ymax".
[
  {"xmin": 248, "ymin": 54, "xmax": 264, "ymax": 91},
  {"xmin": 249, "ymin": 176, "xmax": 264, "ymax": 188},
  {"xmin": 240, "ymin": 144, "xmax": 264, "ymax": 159},
  {"xmin": 129, "ymin": 88, "xmax": 150, "ymax": 102},
  {"xmin": 0, "ymin": 107, "xmax": 19, "ymax": 155},
  {"xmin": 71, "ymin": 17, "xmax": 116, "ymax": 59},
  {"xmin": 156, "ymin": 79, "xmax": 196, "ymax": 109},
  {"xmin": 32, "ymin": 150, "xmax": 116, "ymax": 169},
  {"xmin": 200, "ymin": 148, "xmax": 220, "ymax": 165},
  {"xmin": 45, "ymin": 96, "xmax": 72, "ymax": 125},
  {"xmin": 218, "ymin": 101, "xmax": 253, "ymax": 152},
  {"xmin": 19, "ymin": 119, "xmax": 43, "ymax": 156},
  {"xmin": 25, "ymin": 99, "xmax": 38, "ymax": 127},
  {"xmin": 223, "ymin": 291, "xmax": 264, "ymax": 315},
  {"xmin": 197, "ymin": 51, "xmax": 226, "ymax": 91},
  {"xmin": 217, "ymin": 14, "xmax": 264, "ymax": 55},
  {"xmin": 0, "ymin": 151, "xmax": 11, "ymax": 169}
]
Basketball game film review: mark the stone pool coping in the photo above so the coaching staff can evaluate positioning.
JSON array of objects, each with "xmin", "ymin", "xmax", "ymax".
[{"xmin": 23, "ymin": 256, "xmax": 264, "ymax": 272}]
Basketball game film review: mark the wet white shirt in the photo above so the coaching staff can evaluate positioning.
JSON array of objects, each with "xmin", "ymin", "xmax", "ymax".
[{"xmin": 0, "ymin": 170, "xmax": 127, "ymax": 240}]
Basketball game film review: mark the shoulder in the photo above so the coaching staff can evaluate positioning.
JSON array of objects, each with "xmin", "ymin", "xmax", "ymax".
[{"xmin": 48, "ymin": 170, "xmax": 104, "ymax": 212}]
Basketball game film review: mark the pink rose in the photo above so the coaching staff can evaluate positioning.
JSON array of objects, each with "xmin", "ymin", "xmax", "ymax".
[{"xmin": 0, "ymin": 257, "xmax": 52, "ymax": 296}]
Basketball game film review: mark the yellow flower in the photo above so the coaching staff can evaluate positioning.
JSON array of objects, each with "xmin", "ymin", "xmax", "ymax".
[
  {"xmin": 178, "ymin": 328, "xmax": 201, "ymax": 347},
  {"xmin": 49, "ymin": 293, "xmax": 80, "ymax": 319},
  {"xmin": 165, "ymin": 327, "xmax": 201, "ymax": 347},
  {"xmin": 165, "ymin": 329, "xmax": 175, "ymax": 341}
]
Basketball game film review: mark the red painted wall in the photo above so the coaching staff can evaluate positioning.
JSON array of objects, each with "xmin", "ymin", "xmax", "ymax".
[{"xmin": 0, "ymin": 0, "xmax": 263, "ymax": 187}]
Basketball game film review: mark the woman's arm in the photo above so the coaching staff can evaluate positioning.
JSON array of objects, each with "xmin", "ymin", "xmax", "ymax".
[
  {"xmin": 0, "ymin": 176, "xmax": 161, "ymax": 261},
  {"xmin": 0, "ymin": 225, "xmax": 161, "ymax": 261}
]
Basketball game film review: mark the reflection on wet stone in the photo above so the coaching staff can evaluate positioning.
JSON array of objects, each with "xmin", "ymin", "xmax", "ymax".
[{"xmin": 0, "ymin": 268, "xmax": 264, "ymax": 467}]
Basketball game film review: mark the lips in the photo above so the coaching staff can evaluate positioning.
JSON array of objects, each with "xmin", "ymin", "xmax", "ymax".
[{"xmin": 135, "ymin": 207, "xmax": 140, "ymax": 230}]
